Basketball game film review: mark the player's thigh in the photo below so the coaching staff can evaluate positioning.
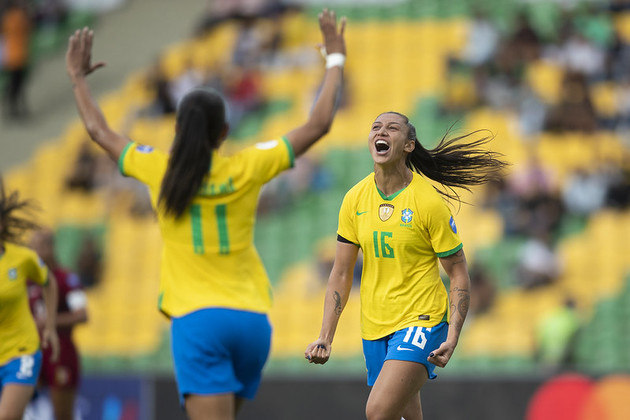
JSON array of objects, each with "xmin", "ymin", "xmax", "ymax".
[
  {"xmin": 365, "ymin": 360, "xmax": 428, "ymax": 420},
  {"xmin": 185, "ymin": 393, "xmax": 234, "ymax": 420},
  {"xmin": 50, "ymin": 387, "xmax": 77, "ymax": 420},
  {"xmin": 0, "ymin": 384, "xmax": 35, "ymax": 420}
]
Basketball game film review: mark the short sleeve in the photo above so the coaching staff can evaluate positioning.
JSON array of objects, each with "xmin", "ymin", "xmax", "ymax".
[
  {"xmin": 425, "ymin": 198, "xmax": 463, "ymax": 257},
  {"xmin": 238, "ymin": 137, "xmax": 295, "ymax": 184},
  {"xmin": 24, "ymin": 251, "xmax": 49, "ymax": 286},
  {"xmin": 118, "ymin": 142, "xmax": 169, "ymax": 189},
  {"xmin": 337, "ymin": 191, "xmax": 359, "ymax": 246}
]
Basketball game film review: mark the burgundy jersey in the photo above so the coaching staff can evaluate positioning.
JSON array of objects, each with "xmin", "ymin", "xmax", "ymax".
[{"xmin": 28, "ymin": 267, "xmax": 85, "ymax": 339}]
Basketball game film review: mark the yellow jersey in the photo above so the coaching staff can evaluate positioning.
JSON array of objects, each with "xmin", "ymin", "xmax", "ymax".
[
  {"xmin": 337, "ymin": 172, "xmax": 463, "ymax": 340},
  {"xmin": 0, "ymin": 243, "xmax": 49, "ymax": 365},
  {"xmin": 119, "ymin": 138, "xmax": 294, "ymax": 317}
]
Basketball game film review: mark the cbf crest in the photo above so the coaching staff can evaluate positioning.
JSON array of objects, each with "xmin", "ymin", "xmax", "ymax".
[
  {"xmin": 8, "ymin": 268, "xmax": 17, "ymax": 281},
  {"xmin": 379, "ymin": 204, "xmax": 394, "ymax": 221},
  {"xmin": 401, "ymin": 208, "xmax": 414, "ymax": 224}
]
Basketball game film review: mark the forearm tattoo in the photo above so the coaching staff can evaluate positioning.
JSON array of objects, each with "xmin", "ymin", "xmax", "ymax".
[
  {"xmin": 333, "ymin": 291, "xmax": 343, "ymax": 316},
  {"xmin": 449, "ymin": 286, "xmax": 470, "ymax": 334}
]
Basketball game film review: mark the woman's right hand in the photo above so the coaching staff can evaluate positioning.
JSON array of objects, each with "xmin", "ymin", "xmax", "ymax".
[
  {"xmin": 319, "ymin": 9, "xmax": 346, "ymax": 56},
  {"xmin": 66, "ymin": 27, "xmax": 106, "ymax": 80},
  {"xmin": 305, "ymin": 338, "xmax": 332, "ymax": 364}
]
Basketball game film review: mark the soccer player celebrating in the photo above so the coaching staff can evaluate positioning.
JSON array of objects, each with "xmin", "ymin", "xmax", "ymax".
[
  {"xmin": 305, "ymin": 112, "xmax": 506, "ymax": 420},
  {"xmin": 65, "ymin": 9, "xmax": 345, "ymax": 420},
  {"xmin": 29, "ymin": 229, "xmax": 88, "ymax": 420},
  {"xmin": 0, "ymin": 180, "xmax": 59, "ymax": 420}
]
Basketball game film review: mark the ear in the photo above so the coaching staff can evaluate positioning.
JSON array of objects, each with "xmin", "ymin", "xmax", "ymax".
[{"xmin": 404, "ymin": 138, "xmax": 416, "ymax": 153}]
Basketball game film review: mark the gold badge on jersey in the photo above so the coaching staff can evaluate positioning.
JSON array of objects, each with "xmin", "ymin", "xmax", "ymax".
[{"xmin": 379, "ymin": 204, "xmax": 394, "ymax": 221}]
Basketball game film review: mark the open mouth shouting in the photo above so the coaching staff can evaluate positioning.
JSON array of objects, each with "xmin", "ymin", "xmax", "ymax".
[{"xmin": 375, "ymin": 139, "xmax": 390, "ymax": 155}]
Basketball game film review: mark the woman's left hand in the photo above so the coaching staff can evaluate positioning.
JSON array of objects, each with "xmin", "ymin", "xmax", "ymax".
[
  {"xmin": 427, "ymin": 340, "xmax": 456, "ymax": 368},
  {"xmin": 41, "ymin": 326, "xmax": 60, "ymax": 363}
]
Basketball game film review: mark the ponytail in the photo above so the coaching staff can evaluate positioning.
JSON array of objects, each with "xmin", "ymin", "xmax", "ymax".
[
  {"xmin": 159, "ymin": 89, "xmax": 226, "ymax": 218},
  {"xmin": 386, "ymin": 112, "xmax": 508, "ymax": 203},
  {"xmin": 0, "ymin": 176, "xmax": 39, "ymax": 243}
]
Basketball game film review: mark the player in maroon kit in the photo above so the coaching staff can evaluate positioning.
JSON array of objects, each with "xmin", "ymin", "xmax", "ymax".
[{"xmin": 29, "ymin": 229, "xmax": 88, "ymax": 420}]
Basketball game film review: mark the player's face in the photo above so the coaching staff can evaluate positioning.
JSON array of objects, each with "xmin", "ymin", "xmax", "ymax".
[{"xmin": 368, "ymin": 113, "xmax": 415, "ymax": 166}]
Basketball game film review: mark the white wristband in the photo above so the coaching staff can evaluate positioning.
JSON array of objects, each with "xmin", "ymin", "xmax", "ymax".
[{"xmin": 326, "ymin": 53, "xmax": 346, "ymax": 69}]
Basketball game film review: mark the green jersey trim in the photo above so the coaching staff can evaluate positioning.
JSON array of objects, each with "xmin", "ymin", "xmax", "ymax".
[
  {"xmin": 118, "ymin": 142, "xmax": 134, "ymax": 176},
  {"xmin": 281, "ymin": 136, "xmax": 295, "ymax": 168},
  {"xmin": 436, "ymin": 243, "xmax": 463, "ymax": 258},
  {"xmin": 375, "ymin": 181, "xmax": 408, "ymax": 201}
]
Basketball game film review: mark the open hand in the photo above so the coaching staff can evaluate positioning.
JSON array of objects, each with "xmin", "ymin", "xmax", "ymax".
[
  {"xmin": 305, "ymin": 339, "xmax": 332, "ymax": 365},
  {"xmin": 66, "ymin": 27, "xmax": 106, "ymax": 80},
  {"xmin": 318, "ymin": 9, "xmax": 346, "ymax": 56}
]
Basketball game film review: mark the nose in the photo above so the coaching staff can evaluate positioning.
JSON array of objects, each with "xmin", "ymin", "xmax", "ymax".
[{"xmin": 376, "ymin": 125, "xmax": 388, "ymax": 136}]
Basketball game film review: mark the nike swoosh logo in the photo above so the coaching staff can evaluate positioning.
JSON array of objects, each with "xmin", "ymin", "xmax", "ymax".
[
  {"xmin": 356, "ymin": 211, "xmax": 368, "ymax": 216},
  {"xmin": 396, "ymin": 345, "xmax": 414, "ymax": 352}
]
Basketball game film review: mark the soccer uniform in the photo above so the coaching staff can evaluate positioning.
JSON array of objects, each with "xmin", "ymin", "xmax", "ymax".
[
  {"xmin": 336, "ymin": 172, "xmax": 462, "ymax": 384},
  {"xmin": 118, "ymin": 137, "xmax": 294, "ymax": 401},
  {"xmin": 0, "ymin": 243, "xmax": 48, "ymax": 389},
  {"xmin": 29, "ymin": 268, "xmax": 85, "ymax": 389}
]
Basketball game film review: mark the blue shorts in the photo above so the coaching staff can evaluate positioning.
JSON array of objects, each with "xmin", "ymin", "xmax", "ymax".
[
  {"xmin": 362, "ymin": 322, "xmax": 448, "ymax": 386},
  {"xmin": 0, "ymin": 351, "xmax": 43, "ymax": 389},
  {"xmin": 171, "ymin": 308, "xmax": 272, "ymax": 405}
]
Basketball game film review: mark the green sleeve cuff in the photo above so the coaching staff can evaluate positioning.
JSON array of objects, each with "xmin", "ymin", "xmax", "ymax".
[
  {"xmin": 281, "ymin": 136, "xmax": 295, "ymax": 168},
  {"xmin": 118, "ymin": 142, "xmax": 134, "ymax": 176},
  {"xmin": 436, "ymin": 243, "xmax": 463, "ymax": 258}
]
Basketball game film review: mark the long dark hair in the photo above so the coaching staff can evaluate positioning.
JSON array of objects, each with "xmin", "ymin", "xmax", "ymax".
[
  {"xmin": 0, "ymin": 176, "xmax": 39, "ymax": 244},
  {"xmin": 159, "ymin": 89, "xmax": 227, "ymax": 218},
  {"xmin": 385, "ymin": 112, "xmax": 508, "ymax": 203}
]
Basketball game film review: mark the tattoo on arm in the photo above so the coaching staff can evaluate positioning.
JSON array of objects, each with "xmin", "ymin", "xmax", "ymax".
[
  {"xmin": 447, "ymin": 250, "xmax": 466, "ymax": 267},
  {"xmin": 333, "ymin": 291, "xmax": 343, "ymax": 316},
  {"xmin": 449, "ymin": 287, "xmax": 470, "ymax": 334}
]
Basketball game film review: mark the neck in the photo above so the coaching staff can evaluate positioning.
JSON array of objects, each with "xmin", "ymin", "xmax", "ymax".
[{"xmin": 374, "ymin": 161, "xmax": 413, "ymax": 197}]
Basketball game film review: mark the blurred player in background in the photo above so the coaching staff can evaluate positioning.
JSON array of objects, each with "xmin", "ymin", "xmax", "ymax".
[
  {"xmin": 29, "ymin": 229, "xmax": 88, "ymax": 420},
  {"xmin": 0, "ymin": 179, "xmax": 59, "ymax": 420},
  {"xmin": 306, "ymin": 113, "xmax": 506, "ymax": 420},
  {"xmin": 65, "ymin": 9, "xmax": 345, "ymax": 420}
]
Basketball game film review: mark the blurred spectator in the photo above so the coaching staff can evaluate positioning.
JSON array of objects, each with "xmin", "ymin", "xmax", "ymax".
[
  {"xmin": 224, "ymin": 65, "xmax": 264, "ymax": 128},
  {"xmin": 545, "ymin": 71, "xmax": 597, "ymax": 132},
  {"xmin": 169, "ymin": 59, "xmax": 204, "ymax": 106},
  {"xmin": 517, "ymin": 231, "xmax": 561, "ymax": 289},
  {"xmin": 535, "ymin": 298, "xmax": 581, "ymax": 369},
  {"xmin": 562, "ymin": 167, "xmax": 608, "ymax": 216},
  {"xmin": 509, "ymin": 12, "xmax": 541, "ymax": 63},
  {"xmin": 196, "ymin": 0, "xmax": 288, "ymax": 35},
  {"xmin": 605, "ymin": 156, "xmax": 630, "ymax": 209},
  {"xmin": 461, "ymin": 11, "xmax": 499, "ymax": 67},
  {"xmin": 468, "ymin": 264, "xmax": 496, "ymax": 315},
  {"xmin": 144, "ymin": 58, "xmax": 176, "ymax": 116},
  {"xmin": 560, "ymin": 32, "xmax": 606, "ymax": 77},
  {"xmin": 65, "ymin": 142, "xmax": 99, "ymax": 192},
  {"xmin": 34, "ymin": 0, "xmax": 68, "ymax": 30},
  {"xmin": 76, "ymin": 234, "xmax": 102, "ymax": 288},
  {"xmin": 1, "ymin": 0, "xmax": 32, "ymax": 119}
]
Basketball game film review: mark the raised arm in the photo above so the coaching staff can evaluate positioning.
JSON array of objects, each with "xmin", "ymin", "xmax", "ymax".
[
  {"xmin": 285, "ymin": 9, "xmax": 346, "ymax": 157},
  {"xmin": 66, "ymin": 28, "xmax": 128, "ymax": 162},
  {"xmin": 305, "ymin": 240, "xmax": 358, "ymax": 364},
  {"xmin": 428, "ymin": 249, "xmax": 471, "ymax": 368}
]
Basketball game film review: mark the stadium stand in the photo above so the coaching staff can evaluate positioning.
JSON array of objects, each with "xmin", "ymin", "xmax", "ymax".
[{"xmin": 4, "ymin": 0, "xmax": 630, "ymax": 377}]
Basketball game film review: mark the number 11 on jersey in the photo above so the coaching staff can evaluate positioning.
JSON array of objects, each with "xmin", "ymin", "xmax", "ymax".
[{"xmin": 190, "ymin": 204, "xmax": 230, "ymax": 255}]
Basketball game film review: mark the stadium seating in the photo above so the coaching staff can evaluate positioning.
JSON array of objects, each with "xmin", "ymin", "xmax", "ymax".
[{"xmin": 5, "ymin": 1, "xmax": 629, "ymax": 376}]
